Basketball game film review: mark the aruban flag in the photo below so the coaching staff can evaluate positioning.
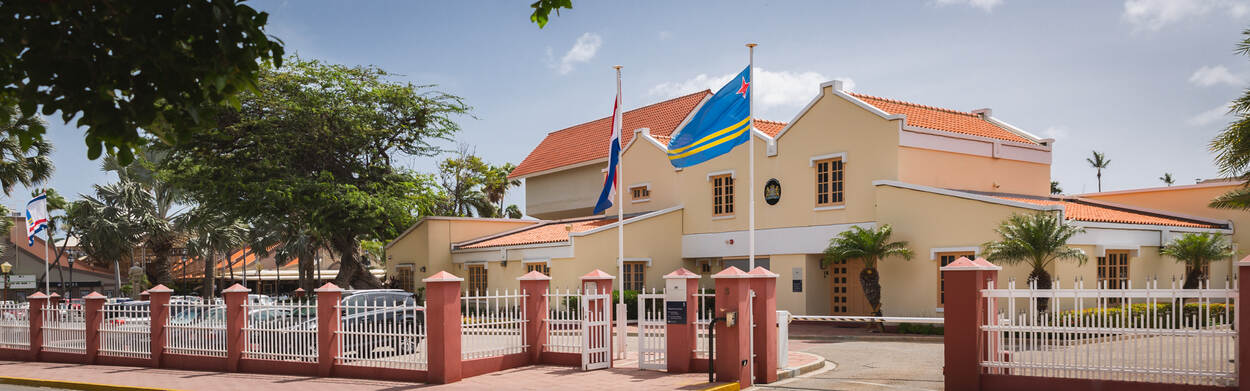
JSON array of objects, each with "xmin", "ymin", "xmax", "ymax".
[
  {"xmin": 592, "ymin": 76, "xmax": 624, "ymax": 215},
  {"xmin": 25, "ymin": 192, "xmax": 49, "ymax": 246},
  {"xmin": 667, "ymin": 65, "xmax": 751, "ymax": 168}
]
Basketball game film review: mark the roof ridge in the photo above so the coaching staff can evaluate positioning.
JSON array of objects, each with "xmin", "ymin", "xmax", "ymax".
[
  {"xmin": 544, "ymin": 90, "xmax": 712, "ymax": 137},
  {"xmin": 849, "ymin": 92, "xmax": 979, "ymax": 118},
  {"xmin": 754, "ymin": 118, "xmax": 787, "ymax": 125}
]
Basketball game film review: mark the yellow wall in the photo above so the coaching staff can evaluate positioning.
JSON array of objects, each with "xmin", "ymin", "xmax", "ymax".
[
  {"xmin": 898, "ymin": 146, "xmax": 1050, "ymax": 196},
  {"xmin": 385, "ymin": 218, "xmax": 539, "ymax": 289},
  {"xmin": 524, "ymin": 163, "xmax": 603, "ymax": 219},
  {"xmin": 611, "ymin": 137, "xmax": 682, "ymax": 216}
]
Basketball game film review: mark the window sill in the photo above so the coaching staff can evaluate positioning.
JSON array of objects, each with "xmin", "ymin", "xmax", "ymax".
[
  {"xmin": 712, "ymin": 215, "xmax": 736, "ymax": 221},
  {"xmin": 814, "ymin": 205, "xmax": 846, "ymax": 211},
  {"xmin": 631, "ymin": 199, "xmax": 651, "ymax": 204}
]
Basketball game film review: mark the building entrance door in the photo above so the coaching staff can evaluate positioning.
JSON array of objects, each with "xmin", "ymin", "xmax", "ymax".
[{"xmin": 828, "ymin": 258, "xmax": 871, "ymax": 315}]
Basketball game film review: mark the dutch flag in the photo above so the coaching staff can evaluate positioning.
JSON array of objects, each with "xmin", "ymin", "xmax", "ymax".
[{"xmin": 592, "ymin": 77, "xmax": 623, "ymax": 215}]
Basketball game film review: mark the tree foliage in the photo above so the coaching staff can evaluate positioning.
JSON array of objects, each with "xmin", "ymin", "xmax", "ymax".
[
  {"xmin": 436, "ymin": 146, "xmax": 522, "ymax": 218},
  {"xmin": 1086, "ymin": 150, "xmax": 1110, "ymax": 192},
  {"xmin": 1160, "ymin": 233, "xmax": 1234, "ymax": 289},
  {"xmin": 162, "ymin": 59, "xmax": 468, "ymax": 288},
  {"xmin": 983, "ymin": 212, "xmax": 1086, "ymax": 310},
  {"xmin": 822, "ymin": 225, "xmax": 913, "ymax": 320},
  {"xmin": 530, "ymin": 0, "xmax": 572, "ymax": 28},
  {"xmin": 1, "ymin": 107, "xmax": 53, "ymax": 196},
  {"xmin": 0, "ymin": 0, "xmax": 284, "ymax": 163},
  {"xmin": 1210, "ymin": 29, "xmax": 1250, "ymax": 209}
]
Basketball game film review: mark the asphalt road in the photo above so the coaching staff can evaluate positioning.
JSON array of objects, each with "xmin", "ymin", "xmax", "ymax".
[{"xmin": 762, "ymin": 340, "xmax": 944, "ymax": 391}]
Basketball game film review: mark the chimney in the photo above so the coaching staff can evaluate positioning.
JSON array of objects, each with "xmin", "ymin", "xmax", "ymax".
[
  {"xmin": 830, "ymin": 80, "xmax": 845, "ymax": 92},
  {"xmin": 972, "ymin": 108, "xmax": 992, "ymax": 118}
]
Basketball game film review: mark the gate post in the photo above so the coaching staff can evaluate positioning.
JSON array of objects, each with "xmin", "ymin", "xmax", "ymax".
[
  {"xmin": 147, "ymin": 284, "xmax": 173, "ymax": 368},
  {"xmin": 222, "ymin": 283, "xmax": 250, "ymax": 373},
  {"xmin": 27, "ymin": 292, "xmax": 47, "ymax": 361},
  {"xmin": 712, "ymin": 267, "xmax": 754, "ymax": 388},
  {"xmin": 941, "ymin": 257, "xmax": 998, "ymax": 391},
  {"xmin": 83, "ymin": 292, "xmax": 106, "ymax": 364},
  {"xmin": 518, "ymin": 271, "xmax": 551, "ymax": 365},
  {"xmin": 424, "ymin": 271, "xmax": 464, "ymax": 384},
  {"xmin": 581, "ymin": 269, "xmax": 615, "ymax": 369},
  {"xmin": 1237, "ymin": 257, "xmax": 1250, "ymax": 390},
  {"xmin": 664, "ymin": 268, "xmax": 700, "ymax": 373},
  {"xmin": 747, "ymin": 267, "xmax": 779, "ymax": 384},
  {"xmin": 315, "ymin": 282, "xmax": 343, "ymax": 377}
]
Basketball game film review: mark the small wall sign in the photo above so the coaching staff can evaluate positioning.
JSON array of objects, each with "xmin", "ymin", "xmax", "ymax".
[
  {"xmin": 764, "ymin": 178, "xmax": 781, "ymax": 205},
  {"xmin": 666, "ymin": 301, "xmax": 688, "ymax": 324}
]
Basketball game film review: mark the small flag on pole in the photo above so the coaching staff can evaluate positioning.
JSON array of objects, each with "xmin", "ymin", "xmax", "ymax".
[
  {"xmin": 667, "ymin": 66, "xmax": 751, "ymax": 168},
  {"xmin": 25, "ymin": 192, "xmax": 49, "ymax": 246},
  {"xmin": 592, "ymin": 72, "xmax": 624, "ymax": 215}
]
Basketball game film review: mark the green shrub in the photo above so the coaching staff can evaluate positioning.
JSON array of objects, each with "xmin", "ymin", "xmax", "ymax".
[
  {"xmin": 896, "ymin": 323, "xmax": 944, "ymax": 335},
  {"xmin": 1046, "ymin": 302, "xmax": 1233, "ymax": 329}
]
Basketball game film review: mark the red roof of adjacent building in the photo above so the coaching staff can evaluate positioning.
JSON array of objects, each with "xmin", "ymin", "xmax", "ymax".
[
  {"xmin": 992, "ymin": 195, "xmax": 1226, "ymax": 229},
  {"xmin": 510, "ymin": 91, "xmax": 789, "ymax": 179},
  {"xmin": 849, "ymin": 93, "xmax": 1036, "ymax": 144},
  {"xmin": 456, "ymin": 217, "xmax": 618, "ymax": 249}
]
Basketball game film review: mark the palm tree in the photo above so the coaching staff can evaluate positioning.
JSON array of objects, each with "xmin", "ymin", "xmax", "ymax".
[
  {"xmin": 182, "ymin": 209, "xmax": 247, "ymax": 299},
  {"xmin": 247, "ymin": 219, "xmax": 327, "ymax": 293},
  {"xmin": 482, "ymin": 163, "xmax": 521, "ymax": 215},
  {"xmin": 66, "ymin": 183, "xmax": 146, "ymax": 293},
  {"xmin": 1160, "ymin": 173, "xmax": 1175, "ymax": 186},
  {"xmin": 1050, "ymin": 181, "xmax": 1063, "ymax": 195},
  {"xmin": 102, "ymin": 149, "xmax": 189, "ymax": 286},
  {"xmin": 1086, "ymin": 151, "xmax": 1110, "ymax": 192},
  {"xmin": 822, "ymin": 225, "xmax": 913, "ymax": 322},
  {"xmin": 0, "ymin": 133, "xmax": 53, "ymax": 196},
  {"xmin": 1210, "ymin": 29, "xmax": 1250, "ymax": 209},
  {"xmin": 1161, "ymin": 233, "xmax": 1234, "ymax": 289},
  {"xmin": 983, "ymin": 212, "xmax": 1087, "ymax": 311}
]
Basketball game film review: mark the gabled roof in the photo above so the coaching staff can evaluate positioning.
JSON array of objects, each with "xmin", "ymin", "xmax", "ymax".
[
  {"xmin": 983, "ymin": 194, "xmax": 1228, "ymax": 229},
  {"xmin": 848, "ymin": 92, "xmax": 1037, "ymax": 144},
  {"xmin": 456, "ymin": 216, "xmax": 619, "ymax": 249}
]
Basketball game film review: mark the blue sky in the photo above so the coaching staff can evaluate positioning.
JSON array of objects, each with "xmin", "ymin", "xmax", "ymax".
[{"xmin": 7, "ymin": 0, "xmax": 1250, "ymax": 215}]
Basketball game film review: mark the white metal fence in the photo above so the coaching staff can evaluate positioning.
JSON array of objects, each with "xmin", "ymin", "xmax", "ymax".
[
  {"xmin": 100, "ymin": 303, "xmax": 151, "ymax": 359},
  {"xmin": 694, "ymin": 291, "xmax": 713, "ymax": 359},
  {"xmin": 461, "ymin": 290, "xmax": 526, "ymax": 360},
  {"xmin": 336, "ymin": 298, "xmax": 427, "ymax": 370},
  {"xmin": 637, "ymin": 289, "xmax": 666, "ymax": 370},
  {"xmin": 165, "ymin": 300, "xmax": 227, "ymax": 357},
  {"xmin": 243, "ymin": 299, "xmax": 317, "ymax": 362},
  {"xmin": 982, "ymin": 278, "xmax": 1238, "ymax": 387},
  {"xmin": 42, "ymin": 303, "xmax": 85, "ymax": 354},
  {"xmin": 0, "ymin": 302, "xmax": 28, "ymax": 349},
  {"xmin": 545, "ymin": 289, "xmax": 582, "ymax": 354}
]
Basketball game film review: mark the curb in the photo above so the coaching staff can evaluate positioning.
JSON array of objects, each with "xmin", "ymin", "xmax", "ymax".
[
  {"xmin": 789, "ymin": 334, "xmax": 943, "ymax": 343},
  {"xmin": 776, "ymin": 351, "xmax": 826, "ymax": 380},
  {"xmin": 695, "ymin": 382, "xmax": 739, "ymax": 391},
  {"xmin": 0, "ymin": 376, "xmax": 181, "ymax": 391}
]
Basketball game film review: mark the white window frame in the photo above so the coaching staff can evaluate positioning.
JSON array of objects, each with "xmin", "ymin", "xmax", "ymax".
[
  {"xmin": 809, "ymin": 152, "xmax": 848, "ymax": 167},
  {"xmin": 629, "ymin": 183, "xmax": 652, "ymax": 203}
]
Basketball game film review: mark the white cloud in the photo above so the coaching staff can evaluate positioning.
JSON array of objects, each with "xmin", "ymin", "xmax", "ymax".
[
  {"xmin": 1122, "ymin": 0, "xmax": 1250, "ymax": 31},
  {"xmin": 1187, "ymin": 103, "xmax": 1233, "ymax": 126},
  {"xmin": 649, "ymin": 68, "xmax": 850, "ymax": 112},
  {"xmin": 549, "ymin": 33, "xmax": 602, "ymax": 75},
  {"xmin": 1041, "ymin": 126, "xmax": 1070, "ymax": 140},
  {"xmin": 1189, "ymin": 65, "xmax": 1245, "ymax": 87},
  {"xmin": 933, "ymin": 0, "xmax": 1004, "ymax": 12}
]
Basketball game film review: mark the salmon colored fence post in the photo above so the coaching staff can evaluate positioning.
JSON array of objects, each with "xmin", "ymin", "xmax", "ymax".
[
  {"xmin": 424, "ymin": 271, "xmax": 464, "ymax": 384},
  {"xmin": 664, "ymin": 268, "xmax": 700, "ymax": 373},
  {"xmin": 147, "ymin": 284, "xmax": 173, "ymax": 368},
  {"xmin": 712, "ymin": 267, "xmax": 754, "ymax": 388},
  {"xmin": 518, "ymin": 271, "xmax": 551, "ymax": 364},
  {"xmin": 222, "ymin": 283, "xmax": 250, "ymax": 372},
  {"xmin": 1238, "ymin": 257, "xmax": 1250, "ymax": 389},
  {"xmin": 315, "ymin": 282, "xmax": 343, "ymax": 377},
  {"xmin": 27, "ymin": 292, "xmax": 47, "ymax": 361},
  {"xmin": 940, "ymin": 257, "xmax": 999, "ymax": 391},
  {"xmin": 83, "ymin": 292, "xmax": 106, "ymax": 364},
  {"xmin": 747, "ymin": 267, "xmax": 779, "ymax": 384}
]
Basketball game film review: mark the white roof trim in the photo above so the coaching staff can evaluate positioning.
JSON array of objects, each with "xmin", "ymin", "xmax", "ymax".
[
  {"xmin": 1071, "ymin": 221, "xmax": 1233, "ymax": 234},
  {"xmin": 707, "ymin": 170, "xmax": 736, "ymax": 180},
  {"xmin": 1076, "ymin": 180, "xmax": 1242, "ymax": 197},
  {"xmin": 872, "ymin": 180, "xmax": 1062, "ymax": 211},
  {"xmin": 930, "ymin": 246, "xmax": 981, "ymax": 261},
  {"xmin": 386, "ymin": 216, "xmax": 539, "ymax": 250},
  {"xmin": 572, "ymin": 204, "xmax": 685, "ymax": 237},
  {"xmin": 809, "ymin": 152, "xmax": 847, "ymax": 166},
  {"xmin": 665, "ymin": 93, "xmax": 713, "ymax": 150}
]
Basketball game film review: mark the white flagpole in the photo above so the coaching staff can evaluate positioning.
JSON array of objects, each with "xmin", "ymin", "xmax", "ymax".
[
  {"xmin": 747, "ymin": 43, "xmax": 757, "ymax": 271},
  {"xmin": 44, "ymin": 230, "xmax": 50, "ymax": 293},
  {"xmin": 613, "ymin": 65, "xmax": 627, "ymax": 359}
]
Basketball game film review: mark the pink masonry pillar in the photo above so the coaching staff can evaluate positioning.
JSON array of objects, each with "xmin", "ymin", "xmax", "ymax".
[
  {"xmin": 139, "ymin": 290, "xmax": 150, "ymax": 301},
  {"xmin": 83, "ymin": 292, "xmax": 106, "ymax": 364},
  {"xmin": 518, "ymin": 271, "xmax": 551, "ymax": 364},
  {"xmin": 664, "ymin": 268, "xmax": 701, "ymax": 373},
  {"xmin": 48, "ymin": 293, "xmax": 61, "ymax": 306},
  {"xmin": 1238, "ymin": 256, "xmax": 1250, "ymax": 391},
  {"xmin": 315, "ymin": 282, "xmax": 343, "ymax": 377},
  {"xmin": 941, "ymin": 257, "xmax": 999, "ymax": 391},
  {"xmin": 712, "ymin": 267, "xmax": 754, "ymax": 388},
  {"xmin": 580, "ymin": 269, "xmax": 616, "ymax": 368},
  {"xmin": 27, "ymin": 292, "xmax": 47, "ymax": 361},
  {"xmin": 222, "ymin": 283, "xmax": 250, "ymax": 373},
  {"xmin": 424, "ymin": 271, "xmax": 463, "ymax": 384},
  {"xmin": 147, "ymin": 284, "xmax": 173, "ymax": 368},
  {"xmin": 747, "ymin": 267, "xmax": 779, "ymax": 384}
]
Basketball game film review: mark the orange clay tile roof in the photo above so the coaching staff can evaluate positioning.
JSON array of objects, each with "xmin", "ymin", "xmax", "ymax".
[
  {"xmin": 509, "ymin": 91, "xmax": 788, "ymax": 179},
  {"xmin": 457, "ymin": 217, "xmax": 618, "ymax": 249},
  {"xmin": 993, "ymin": 196, "xmax": 1225, "ymax": 229},
  {"xmin": 849, "ymin": 93, "xmax": 1036, "ymax": 144}
]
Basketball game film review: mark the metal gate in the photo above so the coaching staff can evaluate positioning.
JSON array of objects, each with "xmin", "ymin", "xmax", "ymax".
[
  {"xmin": 581, "ymin": 292, "xmax": 612, "ymax": 370},
  {"xmin": 637, "ymin": 289, "xmax": 666, "ymax": 370}
]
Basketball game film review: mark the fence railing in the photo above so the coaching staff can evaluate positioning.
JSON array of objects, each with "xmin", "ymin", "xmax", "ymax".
[
  {"xmin": 42, "ymin": 303, "xmax": 85, "ymax": 354},
  {"xmin": 461, "ymin": 289, "xmax": 527, "ymax": 360},
  {"xmin": 100, "ymin": 302, "xmax": 152, "ymax": 359},
  {"xmin": 0, "ymin": 302, "xmax": 28, "ymax": 349},
  {"xmin": 243, "ymin": 299, "xmax": 317, "ymax": 362},
  {"xmin": 694, "ymin": 291, "xmax": 713, "ymax": 359},
  {"xmin": 166, "ymin": 300, "xmax": 228, "ymax": 357},
  {"xmin": 544, "ymin": 289, "xmax": 582, "ymax": 354},
  {"xmin": 336, "ymin": 298, "xmax": 427, "ymax": 370},
  {"xmin": 981, "ymin": 278, "xmax": 1238, "ymax": 387}
]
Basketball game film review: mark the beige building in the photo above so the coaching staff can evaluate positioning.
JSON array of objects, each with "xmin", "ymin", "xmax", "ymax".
[{"xmin": 387, "ymin": 81, "xmax": 1237, "ymax": 317}]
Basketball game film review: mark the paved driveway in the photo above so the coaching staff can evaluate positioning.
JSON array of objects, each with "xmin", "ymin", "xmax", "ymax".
[{"xmin": 765, "ymin": 340, "xmax": 944, "ymax": 391}]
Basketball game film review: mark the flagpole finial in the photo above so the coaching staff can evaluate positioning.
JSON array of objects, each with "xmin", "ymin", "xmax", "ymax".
[
  {"xmin": 745, "ymin": 43, "xmax": 758, "ymax": 48},
  {"xmin": 613, "ymin": 65, "xmax": 622, "ymax": 70}
]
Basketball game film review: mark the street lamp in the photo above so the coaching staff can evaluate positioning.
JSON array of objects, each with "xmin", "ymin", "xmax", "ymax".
[{"xmin": 1, "ymin": 261, "xmax": 13, "ymax": 302}]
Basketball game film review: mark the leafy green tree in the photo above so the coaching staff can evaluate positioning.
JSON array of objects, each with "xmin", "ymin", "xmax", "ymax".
[
  {"xmin": 1210, "ymin": 29, "xmax": 1250, "ymax": 209},
  {"xmin": 1161, "ymin": 233, "xmax": 1234, "ymax": 289},
  {"xmin": 438, "ymin": 147, "xmax": 494, "ymax": 217},
  {"xmin": 181, "ymin": 209, "xmax": 247, "ymax": 299},
  {"xmin": 163, "ymin": 59, "xmax": 467, "ymax": 288},
  {"xmin": 484, "ymin": 163, "xmax": 522, "ymax": 215},
  {"xmin": 1050, "ymin": 181, "xmax": 1062, "ymax": 195},
  {"xmin": 67, "ymin": 182, "xmax": 146, "ymax": 291},
  {"xmin": 983, "ymin": 212, "xmax": 1087, "ymax": 311},
  {"xmin": 505, "ymin": 205, "xmax": 523, "ymax": 219},
  {"xmin": 246, "ymin": 218, "xmax": 327, "ymax": 293},
  {"xmin": 530, "ymin": 0, "xmax": 573, "ymax": 28},
  {"xmin": 1086, "ymin": 151, "xmax": 1110, "ymax": 192},
  {"xmin": 1, "ymin": 107, "xmax": 52, "ymax": 195},
  {"xmin": 1160, "ymin": 173, "xmax": 1175, "ymax": 186},
  {"xmin": 0, "ymin": 1, "xmax": 284, "ymax": 163},
  {"xmin": 97, "ymin": 148, "xmax": 191, "ymax": 286},
  {"xmin": 822, "ymin": 225, "xmax": 913, "ymax": 321}
]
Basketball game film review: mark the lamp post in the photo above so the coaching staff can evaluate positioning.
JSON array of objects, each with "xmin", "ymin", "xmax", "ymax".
[
  {"xmin": 67, "ymin": 256, "xmax": 74, "ymax": 300},
  {"xmin": 1, "ymin": 262, "xmax": 13, "ymax": 302}
]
